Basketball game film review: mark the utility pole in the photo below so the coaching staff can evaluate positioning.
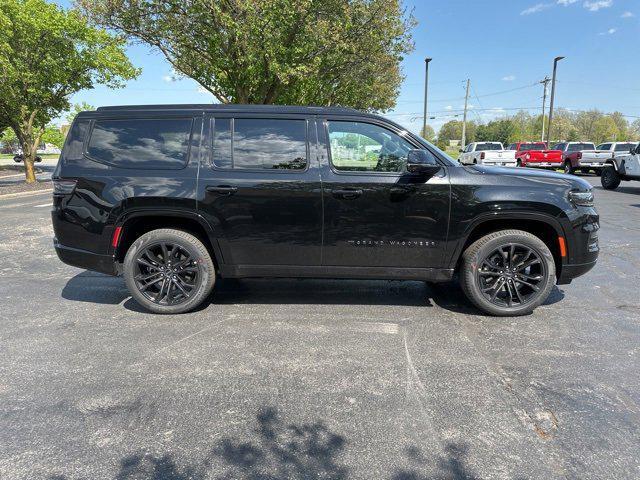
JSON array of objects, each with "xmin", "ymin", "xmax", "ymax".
[
  {"xmin": 540, "ymin": 76, "xmax": 550, "ymax": 143},
  {"xmin": 422, "ymin": 57, "xmax": 432, "ymax": 139},
  {"xmin": 546, "ymin": 56, "xmax": 565, "ymax": 146},
  {"xmin": 461, "ymin": 79, "xmax": 471, "ymax": 148}
]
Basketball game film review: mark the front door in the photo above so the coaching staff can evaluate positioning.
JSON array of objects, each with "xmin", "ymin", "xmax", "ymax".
[
  {"xmin": 319, "ymin": 117, "xmax": 450, "ymax": 269},
  {"xmin": 198, "ymin": 114, "xmax": 322, "ymax": 267}
]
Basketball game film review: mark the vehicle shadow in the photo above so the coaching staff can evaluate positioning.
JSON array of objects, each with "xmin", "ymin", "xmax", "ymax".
[
  {"xmin": 46, "ymin": 406, "xmax": 481, "ymax": 480},
  {"xmin": 61, "ymin": 271, "xmax": 565, "ymax": 316},
  {"xmin": 593, "ymin": 185, "xmax": 640, "ymax": 195}
]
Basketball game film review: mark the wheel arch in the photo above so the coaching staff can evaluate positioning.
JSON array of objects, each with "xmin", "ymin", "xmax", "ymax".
[
  {"xmin": 449, "ymin": 213, "xmax": 565, "ymax": 278},
  {"xmin": 111, "ymin": 210, "xmax": 223, "ymax": 269}
]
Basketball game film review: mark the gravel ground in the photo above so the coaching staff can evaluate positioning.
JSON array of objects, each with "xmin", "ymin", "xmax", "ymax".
[{"xmin": 0, "ymin": 176, "xmax": 638, "ymax": 480}]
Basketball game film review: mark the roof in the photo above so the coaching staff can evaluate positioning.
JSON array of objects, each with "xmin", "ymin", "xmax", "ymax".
[{"xmin": 95, "ymin": 104, "xmax": 365, "ymax": 116}]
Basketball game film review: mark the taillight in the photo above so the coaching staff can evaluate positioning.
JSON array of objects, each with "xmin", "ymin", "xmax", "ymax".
[
  {"xmin": 480, "ymin": 152, "xmax": 485, "ymax": 160},
  {"xmin": 525, "ymin": 153, "xmax": 531, "ymax": 160},
  {"xmin": 611, "ymin": 152, "xmax": 615, "ymax": 159},
  {"xmin": 53, "ymin": 179, "xmax": 77, "ymax": 196}
]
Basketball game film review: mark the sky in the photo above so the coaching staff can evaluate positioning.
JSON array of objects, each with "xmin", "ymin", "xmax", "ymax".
[{"xmin": 58, "ymin": 0, "xmax": 640, "ymax": 134}]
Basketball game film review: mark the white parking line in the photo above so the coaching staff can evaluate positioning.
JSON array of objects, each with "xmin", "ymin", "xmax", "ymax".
[
  {"xmin": 0, "ymin": 189, "xmax": 52, "ymax": 200},
  {"xmin": 34, "ymin": 203, "xmax": 52, "ymax": 208}
]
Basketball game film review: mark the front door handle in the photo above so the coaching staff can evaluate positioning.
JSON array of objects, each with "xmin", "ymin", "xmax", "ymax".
[
  {"xmin": 206, "ymin": 185, "xmax": 238, "ymax": 196},
  {"xmin": 332, "ymin": 189, "xmax": 363, "ymax": 199}
]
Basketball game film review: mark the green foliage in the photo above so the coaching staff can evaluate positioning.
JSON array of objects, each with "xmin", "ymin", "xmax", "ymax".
[
  {"xmin": 66, "ymin": 102, "xmax": 95, "ymax": 124},
  {"xmin": 41, "ymin": 125, "xmax": 65, "ymax": 148},
  {"xmin": 0, "ymin": 0, "xmax": 138, "ymax": 181},
  {"xmin": 438, "ymin": 120, "xmax": 476, "ymax": 145},
  {"xmin": 420, "ymin": 124, "xmax": 435, "ymax": 142},
  {"xmin": 77, "ymin": 0, "xmax": 415, "ymax": 111},
  {"xmin": 439, "ymin": 109, "xmax": 639, "ymax": 147}
]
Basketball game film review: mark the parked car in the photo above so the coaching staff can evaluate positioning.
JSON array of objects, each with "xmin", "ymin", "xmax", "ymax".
[
  {"xmin": 13, "ymin": 154, "xmax": 42, "ymax": 163},
  {"xmin": 507, "ymin": 142, "xmax": 563, "ymax": 169},
  {"xmin": 52, "ymin": 105, "xmax": 599, "ymax": 316},
  {"xmin": 601, "ymin": 143, "xmax": 640, "ymax": 190},
  {"xmin": 553, "ymin": 142, "xmax": 613, "ymax": 175},
  {"xmin": 458, "ymin": 142, "xmax": 517, "ymax": 167}
]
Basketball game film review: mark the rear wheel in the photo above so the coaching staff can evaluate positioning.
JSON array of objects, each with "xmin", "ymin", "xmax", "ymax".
[
  {"xmin": 563, "ymin": 161, "xmax": 574, "ymax": 175},
  {"xmin": 601, "ymin": 166, "xmax": 621, "ymax": 190},
  {"xmin": 460, "ymin": 230, "xmax": 556, "ymax": 316},
  {"xmin": 124, "ymin": 228, "xmax": 216, "ymax": 314}
]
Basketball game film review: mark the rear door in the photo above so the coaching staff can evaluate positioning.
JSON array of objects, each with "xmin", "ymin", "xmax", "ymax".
[
  {"xmin": 318, "ymin": 116, "xmax": 450, "ymax": 270},
  {"xmin": 197, "ymin": 113, "xmax": 322, "ymax": 267}
]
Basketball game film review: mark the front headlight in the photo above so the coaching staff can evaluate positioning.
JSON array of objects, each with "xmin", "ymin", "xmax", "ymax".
[{"xmin": 569, "ymin": 190, "xmax": 594, "ymax": 207}]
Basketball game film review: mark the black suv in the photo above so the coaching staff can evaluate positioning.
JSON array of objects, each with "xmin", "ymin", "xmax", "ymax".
[{"xmin": 52, "ymin": 105, "xmax": 599, "ymax": 316}]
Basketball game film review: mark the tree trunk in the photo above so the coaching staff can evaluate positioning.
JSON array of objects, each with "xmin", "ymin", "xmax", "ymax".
[{"xmin": 23, "ymin": 155, "xmax": 37, "ymax": 184}]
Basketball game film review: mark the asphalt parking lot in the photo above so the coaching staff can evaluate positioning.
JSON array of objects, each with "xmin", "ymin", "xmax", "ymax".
[{"xmin": 1, "ymin": 176, "xmax": 639, "ymax": 479}]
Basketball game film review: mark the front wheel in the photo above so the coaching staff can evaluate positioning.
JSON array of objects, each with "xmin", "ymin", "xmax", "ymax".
[
  {"xmin": 459, "ymin": 230, "xmax": 556, "ymax": 316},
  {"xmin": 516, "ymin": 159, "xmax": 522, "ymax": 167},
  {"xmin": 123, "ymin": 228, "xmax": 216, "ymax": 314},
  {"xmin": 601, "ymin": 166, "xmax": 621, "ymax": 190}
]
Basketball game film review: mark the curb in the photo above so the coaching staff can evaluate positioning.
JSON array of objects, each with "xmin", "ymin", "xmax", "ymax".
[{"xmin": 0, "ymin": 189, "xmax": 53, "ymax": 200}]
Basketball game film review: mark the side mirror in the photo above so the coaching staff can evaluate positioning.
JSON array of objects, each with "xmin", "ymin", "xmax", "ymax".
[
  {"xmin": 407, "ymin": 149, "xmax": 440, "ymax": 175},
  {"xmin": 631, "ymin": 146, "xmax": 637, "ymax": 154},
  {"xmin": 459, "ymin": 148, "xmax": 465, "ymax": 153}
]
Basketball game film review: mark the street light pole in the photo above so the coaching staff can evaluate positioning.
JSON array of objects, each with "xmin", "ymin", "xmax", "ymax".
[
  {"xmin": 546, "ymin": 56, "xmax": 565, "ymax": 146},
  {"xmin": 422, "ymin": 57, "xmax": 432, "ymax": 138},
  {"xmin": 540, "ymin": 76, "xmax": 550, "ymax": 142}
]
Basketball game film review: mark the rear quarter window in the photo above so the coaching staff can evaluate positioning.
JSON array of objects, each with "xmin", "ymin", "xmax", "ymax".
[{"xmin": 87, "ymin": 118, "xmax": 193, "ymax": 169}]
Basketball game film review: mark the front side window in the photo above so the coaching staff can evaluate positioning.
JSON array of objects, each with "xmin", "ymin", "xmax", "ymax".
[
  {"xmin": 87, "ymin": 118, "xmax": 193, "ymax": 169},
  {"xmin": 327, "ymin": 121, "xmax": 416, "ymax": 173},
  {"xmin": 212, "ymin": 118, "xmax": 307, "ymax": 170}
]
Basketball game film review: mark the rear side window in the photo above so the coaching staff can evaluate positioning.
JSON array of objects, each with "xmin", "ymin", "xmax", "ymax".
[
  {"xmin": 87, "ymin": 118, "xmax": 193, "ymax": 169},
  {"xmin": 61, "ymin": 120, "xmax": 89, "ymax": 163},
  {"xmin": 212, "ymin": 118, "xmax": 307, "ymax": 170}
]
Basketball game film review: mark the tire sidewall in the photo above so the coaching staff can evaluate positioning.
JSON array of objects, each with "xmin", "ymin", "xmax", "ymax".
[
  {"xmin": 601, "ymin": 167, "xmax": 620, "ymax": 190},
  {"xmin": 462, "ymin": 232, "xmax": 556, "ymax": 316},
  {"xmin": 123, "ymin": 229, "xmax": 215, "ymax": 314}
]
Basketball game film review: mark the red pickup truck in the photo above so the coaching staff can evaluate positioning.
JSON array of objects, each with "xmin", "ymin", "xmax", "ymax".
[{"xmin": 507, "ymin": 142, "xmax": 563, "ymax": 169}]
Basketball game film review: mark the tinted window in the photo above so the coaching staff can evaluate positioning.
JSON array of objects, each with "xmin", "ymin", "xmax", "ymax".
[
  {"xmin": 476, "ymin": 143, "xmax": 503, "ymax": 151},
  {"xmin": 519, "ymin": 143, "xmax": 546, "ymax": 151},
  {"xmin": 615, "ymin": 143, "xmax": 635, "ymax": 152},
  {"xmin": 552, "ymin": 143, "xmax": 566, "ymax": 150},
  {"xmin": 213, "ymin": 118, "xmax": 307, "ymax": 170},
  {"xmin": 567, "ymin": 143, "xmax": 595, "ymax": 152},
  {"xmin": 328, "ymin": 121, "xmax": 417, "ymax": 173},
  {"xmin": 598, "ymin": 143, "xmax": 611, "ymax": 151},
  {"xmin": 87, "ymin": 118, "xmax": 193, "ymax": 169},
  {"xmin": 62, "ymin": 119, "xmax": 89, "ymax": 162}
]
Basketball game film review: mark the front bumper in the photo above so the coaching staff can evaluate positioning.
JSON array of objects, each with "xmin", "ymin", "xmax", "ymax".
[
  {"xmin": 54, "ymin": 239, "xmax": 118, "ymax": 276},
  {"xmin": 557, "ymin": 260, "xmax": 597, "ymax": 285}
]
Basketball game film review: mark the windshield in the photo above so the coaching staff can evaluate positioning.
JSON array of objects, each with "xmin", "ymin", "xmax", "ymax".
[
  {"xmin": 615, "ymin": 143, "xmax": 636, "ymax": 152},
  {"xmin": 519, "ymin": 143, "xmax": 546, "ymax": 151},
  {"xmin": 476, "ymin": 143, "xmax": 503, "ymax": 151},
  {"xmin": 567, "ymin": 143, "xmax": 595, "ymax": 152}
]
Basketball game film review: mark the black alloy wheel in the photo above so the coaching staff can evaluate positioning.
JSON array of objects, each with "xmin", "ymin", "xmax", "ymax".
[
  {"xmin": 460, "ymin": 229, "xmax": 555, "ymax": 316},
  {"xmin": 476, "ymin": 243, "xmax": 545, "ymax": 309},
  {"xmin": 123, "ymin": 228, "xmax": 216, "ymax": 314},
  {"xmin": 134, "ymin": 242, "xmax": 199, "ymax": 306}
]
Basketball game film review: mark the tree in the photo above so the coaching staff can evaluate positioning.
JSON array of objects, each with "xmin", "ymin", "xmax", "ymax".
[
  {"xmin": 420, "ymin": 125, "xmax": 435, "ymax": 142},
  {"xmin": 609, "ymin": 112, "xmax": 629, "ymax": 140},
  {"xmin": 0, "ymin": 0, "xmax": 138, "ymax": 183},
  {"xmin": 41, "ymin": 126, "xmax": 65, "ymax": 149},
  {"xmin": 66, "ymin": 102, "xmax": 95, "ymax": 125},
  {"xmin": 592, "ymin": 116, "xmax": 619, "ymax": 144},
  {"xmin": 438, "ymin": 120, "xmax": 476, "ymax": 146},
  {"xmin": 77, "ymin": 0, "xmax": 415, "ymax": 111}
]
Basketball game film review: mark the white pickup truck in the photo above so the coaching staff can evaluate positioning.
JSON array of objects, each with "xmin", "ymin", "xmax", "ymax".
[
  {"xmin": 596, "ymin": 141, "xmax": 638, "ymax": 159},
  {"xmin": 554, "ymin": 142, "xmax": 613, "ymax": 174},
  {"xmin": 458, "ymin": 142, "xmax": 517, "ymax": 167}
]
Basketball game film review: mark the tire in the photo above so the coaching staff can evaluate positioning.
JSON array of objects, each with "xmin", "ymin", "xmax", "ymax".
[
  {"xmin": 35, "ymin": 156, "xmax": 42, "ymax": 163},
  {"xmin": 601, "ymin": 166, "xmax": 621, "ymax": 190},
  {"xmin": 517, "ymin": 159, "xmax": 522, "ymax": 167},
  {"xmin": 123, "ymin": 228, "xmax": 216, "ymax": 314},
  {"xmin": 563, "ymin": 161, "xmax": 574, "ymax": 175},
  {"xmin": 13, "ymin": 155, "xmax": 22, "ymax": 163},
  {"xmin": 459, "ymin": 229, "xmax": 556, "ymax": 316}
]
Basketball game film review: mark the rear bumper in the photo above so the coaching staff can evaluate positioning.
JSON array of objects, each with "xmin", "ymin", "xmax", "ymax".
[
  {"xmin": 54, "ymin": 239, "xmax": 118, "ymax": 276},
  {"xmin": 557, "ymin": 260, "xmax": 597, "ymax": 285},
  {"xmin": 524, "ymin": 162, "xmax": 562, "ymax": 168}
]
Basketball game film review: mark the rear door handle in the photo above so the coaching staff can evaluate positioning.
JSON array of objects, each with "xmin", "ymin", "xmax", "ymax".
[
  {"xmin": 206, "ymin": 185, "xmax": 238, "ymax": 195},
  {"xmin": 332, "ymin": 189, "xmax": 363, "ymax": 199}
]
